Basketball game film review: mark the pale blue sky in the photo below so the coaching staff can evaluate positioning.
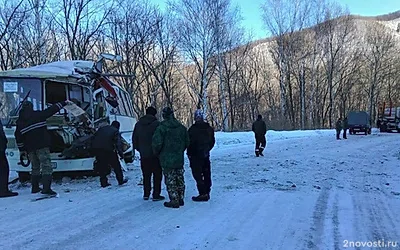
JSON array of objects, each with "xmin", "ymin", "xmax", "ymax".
[{"xmin": 150, "ymin": 0, "xmax": 400, "ymax": 40}]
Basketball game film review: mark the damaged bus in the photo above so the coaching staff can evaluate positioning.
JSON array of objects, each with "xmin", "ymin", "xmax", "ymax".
[{"xmin": 0, "ymin": 54, "xmax": 136, "ymax": 182}]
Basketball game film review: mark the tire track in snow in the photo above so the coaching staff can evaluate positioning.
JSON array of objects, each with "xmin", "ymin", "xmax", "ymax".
[{"xmin": 307, "ymin": 188, "xmax": 330, "ymax": 249}]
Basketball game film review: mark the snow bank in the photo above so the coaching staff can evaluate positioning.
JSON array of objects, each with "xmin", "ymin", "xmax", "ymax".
[{"xmin": 215, "ymin": 129, "xmax": 335, "ymax": 147}]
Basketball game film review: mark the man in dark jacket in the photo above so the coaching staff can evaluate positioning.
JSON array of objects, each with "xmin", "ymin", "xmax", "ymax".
[
  {"xmin": 342, "ymin": 117, "xmax": 348, "ymax": 139},
  {"xmin": 336, "ymin": 118, "xmax": 342, "ymax": 140},
  {"xmin": 133, "ymin": 107, "xmax": 164, "ymax": 201},
  {"xmin": 152, "ymin": 107, "xmax": 189, "ymax": 208},
  {"xmin": 92, "ymin": 121, "xmax": 127, "ymax": 187},
  {"xmin": 15, "ymin": 100, "xmax": 71, "ymax": 195},
  {"xmin": 187, "ymin": 109, "xmax": 215, "ymax": 202},
  {"xmin": 252, "ymin": 115, "xmax": 267, "ymax": 157},
  {"xmin": 0, "ymin": 118, "xmax": 18, "ymax": 198}
]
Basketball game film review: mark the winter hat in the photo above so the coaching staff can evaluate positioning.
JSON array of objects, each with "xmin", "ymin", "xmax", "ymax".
[
  {"xmin": 111, "ymin": 120, "xmax": 120, "ymax": 129},
  {"xmin": 257, "ymin": 114, "xmax": 262, "ymax": 119},
  {"xmin": 162, "ymin": 107, "xmax": 174, "ymax": 119},
  {"xmin": 194, "ymin": 109, "xmax": 204, "ymax": 121},
  {"xmin": 21, "ymin": 101, "xmax": 33, "ymax": 111},
  {"xmin": 146, "ymin": 106, "xmax": 157, "ymax": 116}
]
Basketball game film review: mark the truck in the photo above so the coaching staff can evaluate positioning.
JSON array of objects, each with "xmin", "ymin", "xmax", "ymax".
[
  {"xmin": 347, "ymin": 111, "xmax": 371, "ymax": 135},
  {"xmin": 377, "ymin": 102, "xmax": 400, "ymax": 133}
]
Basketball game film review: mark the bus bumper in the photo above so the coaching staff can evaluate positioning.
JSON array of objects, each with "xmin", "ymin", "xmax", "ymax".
[{"xmin": 6, "ymin": 149, "xmax": 95, "ymax": 173}]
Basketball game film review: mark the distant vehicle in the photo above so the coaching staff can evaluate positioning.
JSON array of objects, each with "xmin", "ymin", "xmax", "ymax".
[
  {"xmin": 377, "ymin": 102, "xmax": 400, "ymax": 133},
  {"xmin": 347, "ymin": 111, "xmax": 371, "ymax": 135},
  {"xmin": 0, "ymin": 53, "xmax": 136, "ymax": 182}
]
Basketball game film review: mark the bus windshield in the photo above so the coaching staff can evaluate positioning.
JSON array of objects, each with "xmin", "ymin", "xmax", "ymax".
[{"xmin": 0, "ymin": 78, "xmax": 43, "ymax": 125}]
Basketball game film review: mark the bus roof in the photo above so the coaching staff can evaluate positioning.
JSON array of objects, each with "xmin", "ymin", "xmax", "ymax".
[
  {"xmin": 0, "ymin": 60, "xmax": 94, "ymax": 79},
  {"xmin": 0, "ymin": 60, "xmax": 128, "ymax": 93}
]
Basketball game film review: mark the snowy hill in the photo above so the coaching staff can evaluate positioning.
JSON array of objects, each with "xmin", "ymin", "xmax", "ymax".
[{"xmin": 1, "ymin": 129, "xmax": 399, "ymax": 249}]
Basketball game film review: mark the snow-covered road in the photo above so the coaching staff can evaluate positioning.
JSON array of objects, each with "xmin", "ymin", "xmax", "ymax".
[{"xmin": 1, "ymin": 130, "xmax": 399, "ymax": 250}]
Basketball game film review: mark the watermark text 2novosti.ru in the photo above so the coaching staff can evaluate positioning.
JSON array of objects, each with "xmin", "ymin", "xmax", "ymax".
[{"xmin": 343, "ymin": 240, "xmax": 398, "ymax": 248}]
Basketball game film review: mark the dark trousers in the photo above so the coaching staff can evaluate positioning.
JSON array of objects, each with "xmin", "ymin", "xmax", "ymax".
[
  {"xmin": 343, "ymin": 129, "xmax": 347, "ymax": 139},
  {"xmin": 190, "ymin": 157, "xmax": 212, "ymax": 195},
  {"xmin": 336, "ymin": 129, "xmax": 341, "ymax": 140},
  {"xmin": 255, "ymin": 134, "xmax": 266, "ymax": 152},
  {"xmin": 140, "ymin": 157, "xmax": 162, "ymax": 197},
  {"xmin": 94, "ymin": 149, "xmax": 124, "ymax": 187},
  {"xmin": 0, "ymin": 151, "xmax": 10, "ymax": 194}
]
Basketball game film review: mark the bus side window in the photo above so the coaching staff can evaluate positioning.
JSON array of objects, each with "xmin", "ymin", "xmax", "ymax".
[
  {"xmin": 129, "ymin": 94, "xmax": 134, "ymax": 116},
  {"xmin": 118, "ymin": 90, "xmax": 130, "ymax": 116},
  {"xmin": 114, "ymin": 88, "xmax": 126, "ymax": 116},
  {"xmin": 94, "ymin": 93, "xmax": 105, "ymax": 120},
  {"xmin": 123, "ymin": 92, "xmax": 133, "ymax": 116}
]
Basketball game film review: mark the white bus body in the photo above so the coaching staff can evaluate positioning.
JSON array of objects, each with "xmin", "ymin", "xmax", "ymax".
[{"xmin": 0, "ymin": 57, "xmax": 136, "ymax": 181}]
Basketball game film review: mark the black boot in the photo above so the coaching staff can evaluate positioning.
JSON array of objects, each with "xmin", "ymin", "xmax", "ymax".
[
  {"xmin": 101, "ymin": 183, "xmax": 111, "ymax": 188},
  {"xmin": 192, "ymin": 194, "xmax": 209, "ymax": 202},
  {"xmin": 0, "ymin": 190, "xmax": 18, "ymax": 198},
  {"xmin": 179, "ymin": 199, "xmax": 184, "ymax": 206},
  {"xmin": 31, "ymin": 175, "xmax": 42, "ymax": 194},
  {"xmin": 152, "ymin": 195, "xmax": 165, "ymax": 201},
  {"xmin": 259, "ymin": 147, "xmax": 264, "ymax": 156},
  {"xmin": 118, "ymin": 179, "xmax": 128, "ymax": 186},
  {"xmin": 41, "ymin": 175, "xmax": 57, "ymax": 195},
  {"xmin": 100, "ymin": 176, "xmax": 110, "ymax": 188},
  {"xmin": 164, "ymin": 201, "xmax": 179, "ymax": 208}
]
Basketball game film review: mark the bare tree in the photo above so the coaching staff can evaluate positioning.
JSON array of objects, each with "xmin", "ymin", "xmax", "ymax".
[
  {"xmin": 169, "ymin": 0, "xmax": 222, "ymax": 118},
  {"xmin": 55, "ymin": 0, "xmax": 112, "ymax": 60},
  {"xmin": 140, "ymin": 11, "xmax": 179, "ymax": 108},
  {"xmin": 261, "ymin": 0, "xmax": 311, "ymax": 129},
  {"xmin": 209, "ymin": 0, "xmax": 245, "ymax": 131},
  {"xmin": 363, "ymin": 21, "xmax": 396, "ymax": 124},
  {"xmin": 106, "ymin": 0, "xmax": 160, "ymax": 116},
  {"xmin": 319, "ymin": 4, "xmax": 355, "ymax": 127},
  {"xmin": 0, "ymin": 0, "xmax": 26, "ymax": 70},
  {"xmin": 17, "ymin": 0, "xmax": 62, "ymax": 66}
]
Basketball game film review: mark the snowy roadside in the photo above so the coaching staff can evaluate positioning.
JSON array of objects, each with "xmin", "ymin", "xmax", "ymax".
[
  {"xmin": 214, "ymin": 129, "xmax": 337, "ymax": 148},
  {"xmin": 8, "ymin": 129, "xmax": 338, "ymax": 182}
]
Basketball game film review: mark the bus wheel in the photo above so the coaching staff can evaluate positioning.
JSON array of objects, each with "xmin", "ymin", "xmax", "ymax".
[{"xmin": 17, "ymin": 172, "xmax": 31, "ymax": 183}]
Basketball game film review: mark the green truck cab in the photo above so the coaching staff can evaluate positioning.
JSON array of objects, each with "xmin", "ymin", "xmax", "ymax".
[{"xmin": 347, "ymin": 111, "xmax": 371, "ymax": 135}]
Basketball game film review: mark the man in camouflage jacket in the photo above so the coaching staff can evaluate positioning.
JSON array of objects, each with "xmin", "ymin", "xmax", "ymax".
[{"xmin": 152, "ymin": 107, "xmax": 189, "ymax": 208}]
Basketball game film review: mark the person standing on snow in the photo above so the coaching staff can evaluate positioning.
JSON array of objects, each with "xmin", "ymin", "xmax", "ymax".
[
  {"xmin": 15, "ymin": 100, "xmax": 72, "ymax": 195},
  {"xmin": 0, "ymin": 118, "xmax": 18, "ymax": 198},
  {"xmin": 187, "ymin": 109, "xmax": 215, "ymax": 202},
  {"xmin": 133, "ymin": 107, "xmax": 164, "ymax": 201},
  {"xmin": 342, "ymin": 117, "xmax": 348, "ymax": 139},
  {"xmin": 335, "ymin": 117, "xmax": 343, "ymax": 140},
  {"xmin": 252, "ymin": 114, "xmax": 267, "ymax": 157},
  {"xmin": 91, "ymin": 121, "xmax": 128, "ymax": 187},
  {"xmin": 152, "ymin": 107, "xmax": 189, "ymax": 208}
]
